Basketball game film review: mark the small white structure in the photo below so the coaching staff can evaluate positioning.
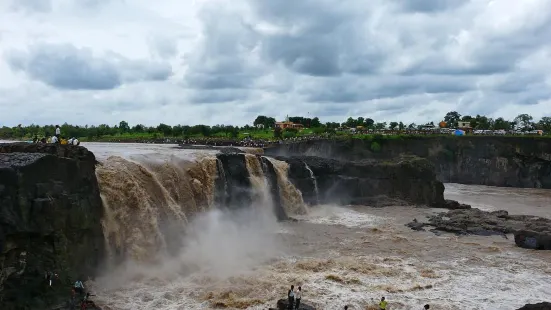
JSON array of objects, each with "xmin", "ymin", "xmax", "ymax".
[{"xmin": 255, "ymin": 124, "xmax": 265, "ymax": 129}]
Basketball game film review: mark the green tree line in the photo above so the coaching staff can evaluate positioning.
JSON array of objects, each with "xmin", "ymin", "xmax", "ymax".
[{"xmin": 1, "ymin": 112, "xmax": 549, "ymax": 140}]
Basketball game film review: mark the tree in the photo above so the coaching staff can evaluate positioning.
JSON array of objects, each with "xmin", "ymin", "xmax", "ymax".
[
  {"xmin": 444, "ymin": 111, "xmax": 461, "ymax": 128},
  {"xmin": 119, "ymin": 121, "xmax": 130, "ymax": 133},
  {"xmin": 408, "ymin": 123, "xmax": 416, "ymax": 129},
  {"xmin": 537, "ymin": 117, "xmax": 551, "ymax": 133},
  {"xmin": 472, "ymin": 115, "xmax": 493, "ymax": 130},
  {"xmin": 253, "ymin": 115, "xmax": 276, "ymax": 128},
  {"xmin": 514, "ymin": 114, "xmax": 534, "ymax": 131},
  {"xmin": 389, "ymin": 122, "xmax": 399, "ymax": 130},
  {"xmin": 274, "ymin": 126, "xmax": 282, "ymax": 139},
  {"xmin": 364, "ymin": 118, "xmax": 375, "ymax": 128},
  {"xmin": 374, "ymin": 122, "xmax": 387, "ymax": 130},
  {"xmin": 493, "ymin": 117, "xmax": 511, "ymax": 131},
  {"xmin": 157, "ymin": 123, "xmax": 173, "ymax": 136},
  {"xmin": 398, "ymin": 122, "xmax": 405, "ymax": 130},
  {"xmin": 310, "ymin": 117, "xmax": 321, "ymax": 127},
  {"xmin": 344, "ymin": 117, "xmax": 357, "ymax": 128}
]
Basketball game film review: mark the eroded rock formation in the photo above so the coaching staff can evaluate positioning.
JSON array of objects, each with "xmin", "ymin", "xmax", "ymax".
[
  {"xmin": 265, "ymin": 136, "xmax": 551, "ymax": 188},
  {"xmin": 0, "ymin": 143, "xmax": 104, "ymax": 309}
]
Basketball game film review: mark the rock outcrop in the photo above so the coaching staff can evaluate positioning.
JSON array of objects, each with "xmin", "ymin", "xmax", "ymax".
[
  {"xmin": 515, "ymin": 230, "xmax": 551, "ymax": 250},
  {"xmin": 279, "ymin": 155, "xmax": 445, "ymax": 207},
  {"xmin": 271, "ymin": 298, "xmax": 317, "ymax": 310},
  {"xmin": 0, "ymin": 143, "xmax": 104, "ymax": 309},
  {"xmin": 264, "ymin": 136, "xmax": 551, "ymax": 189},
  {"xmin": 406, "ymin": 208, "xmax": 551, "ymax": 249},
  {"xmin": 516, "ymin": 302, "xmax": 551, "ymax": 310}
]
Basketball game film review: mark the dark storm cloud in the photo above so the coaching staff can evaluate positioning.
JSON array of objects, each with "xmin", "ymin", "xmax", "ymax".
[
  {"xmin": 247, "ymin": 0, "xmax": 384, "ymax": 77},
  {"xmin": 7, "ymin": 43, "xmax": 172, "ymax": 90},
  {"xmin": 306, "ymin": 75, "xmax": 473, "ymax": 103},
  {"xmin": 189, "ymin": 89, "xmax": 250, "ymax": 104}
]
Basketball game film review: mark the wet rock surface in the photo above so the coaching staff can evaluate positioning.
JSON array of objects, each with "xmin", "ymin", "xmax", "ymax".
[
  {"xmin": 516, "ymin": 302, "xmax": 551, "ymax": 310},
  {"xmin": 406, "ymin": 208, "xmax": 551, "ymax": 250},
  {"xmin": 264, "ymin": 136, "xmax": 551, "ymax": 189},
  {"xmin": 271, "ymin": 298, "xmax": 317, "ymax": 310},
  {"xmin": 0, "ymin": 144, "xmax": 104, "ymax": 309},
  {"xmin": 278, "ymin": 155, "xmax": 445, "ymax": 207}
]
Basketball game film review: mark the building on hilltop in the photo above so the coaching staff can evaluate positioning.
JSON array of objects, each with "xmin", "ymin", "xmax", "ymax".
[
  {"xmin": 457, "ymin": 121, "xmax": 473, "ymax": 133},
  {"xmin": 274, "ymin": 116, "xmax": 304, "ymax": 130}
]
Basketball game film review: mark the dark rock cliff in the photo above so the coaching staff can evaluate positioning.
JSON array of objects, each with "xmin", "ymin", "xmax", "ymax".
[
  {"xmin": 264, "ymin": 137, "xmax": 551, "ymax": 188},
  {"xmin": 0, "ymin": 143, "xmax": 104, "ymax": 310},
  {"xmin": 279, "ymin": 155, "xmax": 445, "ymax": 207}
]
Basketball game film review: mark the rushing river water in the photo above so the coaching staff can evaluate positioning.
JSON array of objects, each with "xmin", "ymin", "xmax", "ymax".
[{"xmin": 8, "ymin": 142, "xmax": 551, "ymax": 309}]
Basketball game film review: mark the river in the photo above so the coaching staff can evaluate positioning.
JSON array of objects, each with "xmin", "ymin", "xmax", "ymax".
[{"xmin": 10, "ymin": 142, "xmax": 551, "ymax": 309}]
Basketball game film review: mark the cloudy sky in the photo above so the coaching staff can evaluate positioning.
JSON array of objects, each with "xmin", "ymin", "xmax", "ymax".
[{"xmin": 1, "ymin": 0, "xmax": 551, "ymax": 127}]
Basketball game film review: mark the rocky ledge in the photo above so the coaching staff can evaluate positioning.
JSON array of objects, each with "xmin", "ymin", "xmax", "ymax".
[
  {"xmin": 0, "ymin": 143, "xmax": 104, "ymax": 309},
  {"xmin": 269, "ymin": 298, "xmax": 316, "ymax": 310},
  {"xmin": 516, "ymin": 302, "xmax": 551, "ymax": 310},
  {"xmin": 406, "ymin": 208, "xmax": 551, "ymax": 250},
  {"xmin": 279, "ymin": 155, "xmax": 446, "ymax": 207}
]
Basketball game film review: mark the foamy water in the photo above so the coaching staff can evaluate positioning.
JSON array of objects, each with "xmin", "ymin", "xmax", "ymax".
[{"xmin": 39, "ymin": 143, "xmax": 547, "ymax": 310}]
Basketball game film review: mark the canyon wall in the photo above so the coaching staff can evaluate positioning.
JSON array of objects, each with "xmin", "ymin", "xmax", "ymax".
[
  {"xmin": 265, "ymin": 136, "xmax": 551, "ymax": 188},
  {"xmin": 0, "ymin": 144, "xmax": 104, "ymax": 309}
]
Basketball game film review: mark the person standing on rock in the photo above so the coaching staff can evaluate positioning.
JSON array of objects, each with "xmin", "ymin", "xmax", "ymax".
[
  {"xmin": 379, "ymin": 296, "xmax": 387, "ymax": 310},
  {"xmin": 74, "ymin": 280, "xmax": 85, "ymax": 296},
  {"xmin": 295, "ymin": 286, "xmax": 302, "ymax": 309},
  {"xmin": 287, "ymin": 285, "xmax": 295, "ymax": 310},
  {"xmin": 55, "ymin": 125, "xmax": 61, "ymax": 137}
]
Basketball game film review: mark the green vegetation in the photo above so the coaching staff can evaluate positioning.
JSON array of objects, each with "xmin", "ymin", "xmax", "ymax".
[{"xmin": 1, "ymin": 112, "xmax": 550, "ymax": 141}]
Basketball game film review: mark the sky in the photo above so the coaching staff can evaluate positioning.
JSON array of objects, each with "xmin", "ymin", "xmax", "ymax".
[{"xmin": 1, "ymin": 0, "xmax": 551, "ymax": 127}]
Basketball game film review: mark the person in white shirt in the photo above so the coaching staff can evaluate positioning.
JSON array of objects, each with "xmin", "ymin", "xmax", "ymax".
[
  {"xmin": 51, "ymin": 135, "xmax": 58, "ymax": 144},
  {"xmin": 68, "ymin": 138, "xmax": 74, "ymax": 145},
  {"xmin": 73, "ymin": 138, "xmax": 79, "ymax": 146},
  {"xmin": 295, "ymin": 286, "xmax": 302, "ymax": 309},
  {"xmin": 55, "ymin": 125, "xmax": 60, "ymax": 136}
]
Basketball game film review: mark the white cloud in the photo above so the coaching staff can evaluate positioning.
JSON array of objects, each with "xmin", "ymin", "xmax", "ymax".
[{"xmin": 0, "ymin": 0, "xmax": 550, "ymax": 127}]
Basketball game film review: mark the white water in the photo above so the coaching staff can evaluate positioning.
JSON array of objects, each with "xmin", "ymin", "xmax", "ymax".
[
  {"xmin": 51, "ymin": 143, "xmax": 551, "ymax": 309},
  {"xmin": 304, "ymin": 163, "xmax": 320, "ymax": 204}
]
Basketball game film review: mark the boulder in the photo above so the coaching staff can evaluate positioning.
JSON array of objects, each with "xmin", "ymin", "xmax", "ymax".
[
  {"xmin": 406, "ymin": 208, "xmax": 551, "ymax": 249},
  {"xmin": 275, "ymin": 298, "xmax": 316, "ymax": 310},
  {"xmin": 515, "ymin": 231, "xmax": 551, "ymax": 250},
  {"xmin": 0, "ymin": 144, "xmax": 104, "ymax": 309},
  {"xmin": 442, "ymin": 199, "xmax": 471, "ymax": 210},
  {"xmin": 516, "ymin": 302, "xmax": 551, "ymax": 310}
]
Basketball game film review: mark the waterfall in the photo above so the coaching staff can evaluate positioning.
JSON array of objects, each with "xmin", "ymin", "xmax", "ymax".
[
  {"xmin": 304, "ymin": 163, "xmax": 320, "ymax": 204},
  {"xmin": 95, "ymin": 152, "xmax": 306, "ymax": 264},
  {"xmin": 265, "ymin": 157, "xmax": 308, "ymax": 215},
  {"xmin": 96, "ymin": 155, "xmax": 218, "ymax": 262},
  {"xmin": 244, "ymin": 154, "xmax": 273, "ymax": 211}
]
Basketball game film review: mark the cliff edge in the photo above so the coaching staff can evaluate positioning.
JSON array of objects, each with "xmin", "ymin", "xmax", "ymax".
[
  {"xmin": 0, "ymin": 143, "xmax": 104, "ymax": 309},
  {"xmin": 265, "ymin": 136, "xmax": 551, "ymax": 188}
]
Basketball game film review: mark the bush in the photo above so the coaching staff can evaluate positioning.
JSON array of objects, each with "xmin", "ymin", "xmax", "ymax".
[
  {"xmin": 283, "ymin": 131, "xmax": 296, "ymax": 138},
  {"xmin": 370, "ymin": 141, "xmax": 381, "ymax": 152}
]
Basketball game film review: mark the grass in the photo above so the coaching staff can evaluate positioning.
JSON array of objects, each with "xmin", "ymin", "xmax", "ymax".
[{"xmin": 10, "ymin": 129, "xmax": 551, "ymax": 143}]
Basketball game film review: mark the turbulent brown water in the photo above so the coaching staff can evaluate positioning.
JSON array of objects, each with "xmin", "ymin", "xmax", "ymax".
[{"xmin": 82, "ymin": 143, "xmax": 551, "ymax": 310}]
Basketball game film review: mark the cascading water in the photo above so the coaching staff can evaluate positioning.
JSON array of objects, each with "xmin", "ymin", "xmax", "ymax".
[
  {"xmin": 304, "ymin": 163, "xmax": 320, "ymax": 204},
  {"xmin": 266, "ymin": 157, "xmax": 309, "ymax": 215},
  {"xmin": 96, "ymin": 155, "xmax": 218, "ymax": 262}
]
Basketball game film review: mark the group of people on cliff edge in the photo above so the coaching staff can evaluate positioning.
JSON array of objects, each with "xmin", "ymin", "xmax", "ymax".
[{"xmin": 31, "ymin": 125, "xmax": 80, "ymax": 145}]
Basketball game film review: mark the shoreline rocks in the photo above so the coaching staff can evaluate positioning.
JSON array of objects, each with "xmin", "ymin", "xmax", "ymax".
[
  {"xmin": 516, "ymin": 302, "xmax": 551, "ymax": 310},
  {"xmin": 406, "ymin": 208, "xmax": 551, "ymax": 250}
]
